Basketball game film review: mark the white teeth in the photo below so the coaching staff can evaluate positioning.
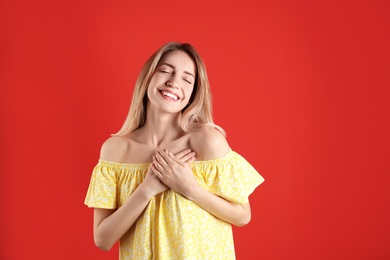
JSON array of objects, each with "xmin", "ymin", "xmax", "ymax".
[{"xmin": 161, "ymin": 91, "xmax": 179, "ymax": 100}]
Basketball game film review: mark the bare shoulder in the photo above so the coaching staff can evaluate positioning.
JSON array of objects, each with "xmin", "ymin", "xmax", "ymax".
[
  {"xmin": 190, "ymin": 126, "xmax": 230, "ymax": 161},
  {"xmin": 99, "ymin": 135, "xmax": 130, "ymax": 162}
]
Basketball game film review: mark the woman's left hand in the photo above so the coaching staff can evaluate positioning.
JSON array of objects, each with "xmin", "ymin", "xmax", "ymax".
[{"xmin": 151, "ymin": 149, "xmax": 200, "ymax": 198}]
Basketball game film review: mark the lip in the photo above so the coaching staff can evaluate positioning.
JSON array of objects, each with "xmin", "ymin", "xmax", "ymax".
[{"xmin": 158, "ymin": 88, "xmax": 182, "ymax": 101}]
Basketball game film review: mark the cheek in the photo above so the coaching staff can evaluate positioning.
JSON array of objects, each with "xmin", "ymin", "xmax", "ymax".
[
  {"xmin": 146, "ymin": 85, "xmax": 151, "ymax": 96},
  {"xmin": 148, "ymin": 77, "xmax": 157, "ymax": 87},
  {"xmin": 185, "ymin": 86, "xmax": 194, "ymax": 99},
  {"xmin": 148, "ymin": 76, "xmax": 160, "ymax": 91},
  {"xmin": 146, "ymin": 83, "xmax": 156, "ymax": 100},
  {"xmin": 148, "ymin": 74, "xmax": 161, "ymax": 88}
]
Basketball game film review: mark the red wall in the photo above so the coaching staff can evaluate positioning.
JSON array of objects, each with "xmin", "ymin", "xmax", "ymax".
[{"xmin": 1, "ymin": 0, "xmax": 389, "ymax": 259}]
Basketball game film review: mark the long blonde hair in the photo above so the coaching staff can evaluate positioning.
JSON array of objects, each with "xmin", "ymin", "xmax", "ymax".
[{"xmin": 113, "ymin": 42, "xmax": 225, "ymax": 136}]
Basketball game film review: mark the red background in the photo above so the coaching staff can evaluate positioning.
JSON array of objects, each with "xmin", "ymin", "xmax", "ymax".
[{"xmin": 1, "ymin": 0, "xmax": 389, "ymax": 259}]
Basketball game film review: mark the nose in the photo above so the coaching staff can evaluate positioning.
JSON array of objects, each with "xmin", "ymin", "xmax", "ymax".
[{"xmin": 166, "ymin": 74, "xmax": 179, "ymax": 88}]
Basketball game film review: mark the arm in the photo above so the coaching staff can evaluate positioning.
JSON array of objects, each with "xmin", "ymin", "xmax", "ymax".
[
  {"xmin": 93, "ymin": 179, "xmax": 157, "ymax": 251},
  {"xmin": 152, "ymin": 127, "xmax": 252, "ymax": 227},
  {"xmin": 180, "ymin": 156, "xmax": 251, "ymax": 227},
  {"xmin": 184, "ymin": 182, "xmax": 251, "ymax": 227},
  {"xmin": 92, "ymin": 138, "xmax": 195, "ymax": 251},
  {"xmin": 93, "ymin": 137, "xmax": 159, "ymax": 251},
  {"xmin": 153, "ymin": 149, "xmax": 251, "ymax": 227}
]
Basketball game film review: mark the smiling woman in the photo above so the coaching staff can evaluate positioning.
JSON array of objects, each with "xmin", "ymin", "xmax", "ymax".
[
  {"xmin": 84, "ymin": 42, "xmax": 264, "ymax": 259},
  {"xmin": 147, "ymin": 51, "xmax": 195, "ymax": 113}
]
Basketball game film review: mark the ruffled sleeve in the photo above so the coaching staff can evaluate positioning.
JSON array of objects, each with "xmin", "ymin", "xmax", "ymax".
[
  {"xmin": 192, "ymin": 150, "xmax": 264, "ymax": 204},
  {"xmin": 84, "ymin": 160, "xmax": 118, "ymax": 209}
]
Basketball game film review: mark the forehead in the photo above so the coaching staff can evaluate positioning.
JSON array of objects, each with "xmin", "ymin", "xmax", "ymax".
[{"xmin": 159, "ymin": 50, "xmax": 196, "ymax": 75}]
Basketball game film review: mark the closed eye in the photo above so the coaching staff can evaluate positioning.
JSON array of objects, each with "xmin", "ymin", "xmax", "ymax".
[{"xmin": 183, "ymin": 78, "xmax": 192, "ymax": 84}]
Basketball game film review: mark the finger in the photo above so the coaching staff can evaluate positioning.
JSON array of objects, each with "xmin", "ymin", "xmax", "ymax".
[
  {"xmin": 168, "ymin": 151, "xmax": 196, "ymax": 165},
  {"xmin": 155, "ymin": 150, "xmax": 168, "ymax": 167},
  {"xmin": 153, "ymin": 155, "xmax": 165, "ymax": 173},
  {"xmin": 174, "ymin": 149, "xmax": 193, "ymax": 160},
  {"xmin": 158, "ymin": 149, "xmax": 175, "ymax": 166},
  {"xmin": 151, "ymin": 164, "xmax": 170, "ymax": 187},
  {"xmin": 185, "ymin": 155, "xmax": 196, "ymax": 164},
  {"xmin": 179, "ymin": 151, "xmax": 196, "ymax": 163},
  {"xmin": 167, "ymin": 151, "xmax": 186, "ymax": 166},
  {"xmin": 151, "ymin": 164, "xmax": 163, "ymax": 179}
]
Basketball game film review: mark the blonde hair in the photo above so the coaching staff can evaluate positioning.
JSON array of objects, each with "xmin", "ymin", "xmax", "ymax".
[{"xmin": 113, "ymin": 42, "xmax": 225, "ymax": 136}]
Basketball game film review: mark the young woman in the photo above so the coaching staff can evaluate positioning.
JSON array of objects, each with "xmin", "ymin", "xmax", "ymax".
[{"xmin": 85, "ymin": 42, "xmax": 264, "ymax": 259}]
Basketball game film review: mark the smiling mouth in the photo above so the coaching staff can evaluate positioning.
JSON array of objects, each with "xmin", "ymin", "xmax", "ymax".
[{"xmin": 159, "ymin": 90, "xmax": 180, "ymax": 101}]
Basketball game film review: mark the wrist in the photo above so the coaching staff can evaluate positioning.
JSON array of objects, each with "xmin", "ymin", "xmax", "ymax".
[
  {"xmin": 184, "ymin": 183, "xmax": 203, "ymax": 201},
  {"xmin": 137, "ymin": 183, "xmax": 155, "ymax": 200}
]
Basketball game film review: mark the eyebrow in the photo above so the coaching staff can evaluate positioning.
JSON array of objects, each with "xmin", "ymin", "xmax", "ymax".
[{"xmin": 160, "ymin": 63, "xmax": 195, "ymax": 79}]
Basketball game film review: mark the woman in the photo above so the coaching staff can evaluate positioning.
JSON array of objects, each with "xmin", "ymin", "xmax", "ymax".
[{"xmin": 85, "ymin": 42, "xmax": 264, "ymax": 259}]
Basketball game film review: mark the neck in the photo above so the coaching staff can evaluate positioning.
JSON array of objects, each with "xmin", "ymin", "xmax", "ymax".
[{"xmin": 140, "ymin": 109, "xmax": 183, "ymax": 148}]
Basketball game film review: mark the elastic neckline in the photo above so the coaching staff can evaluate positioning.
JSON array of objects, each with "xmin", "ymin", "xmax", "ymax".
[{"xmin": 98, "ymin": 149, "xmax": 233, "ymax": 166}]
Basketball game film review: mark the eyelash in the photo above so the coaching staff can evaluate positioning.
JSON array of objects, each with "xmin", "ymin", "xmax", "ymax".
[{"xmin": 160, "ymin": 69, "xmax": 192, "ymax": 84}]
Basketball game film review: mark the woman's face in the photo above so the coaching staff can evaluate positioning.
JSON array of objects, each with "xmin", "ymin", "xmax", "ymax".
[{"xmin": 147, "ymin": 50, "xmax": 196, "ymax": 113}]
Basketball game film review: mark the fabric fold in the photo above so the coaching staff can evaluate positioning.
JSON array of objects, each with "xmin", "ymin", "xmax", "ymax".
[{"xmin": 84, "ymin": 150, "xmax": 264, "ymax": 260}]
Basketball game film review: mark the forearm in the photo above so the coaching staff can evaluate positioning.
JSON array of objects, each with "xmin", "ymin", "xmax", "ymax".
[
  {"xmin": 186, "ymin": 186, "xmax": 251, "ymax": 227},
  {"xmin": 94, "ymin": 185, "xmax": 153, "ymax": 251},
  {"xmin": 152, "ymin": 149, "xmax": 250, "ymax": 226}
]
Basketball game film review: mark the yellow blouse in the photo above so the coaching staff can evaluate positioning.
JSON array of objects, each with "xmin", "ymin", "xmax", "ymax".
[{"xmin": 85, "ymin": 150, "xmax": 264, "ymax": 260}]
